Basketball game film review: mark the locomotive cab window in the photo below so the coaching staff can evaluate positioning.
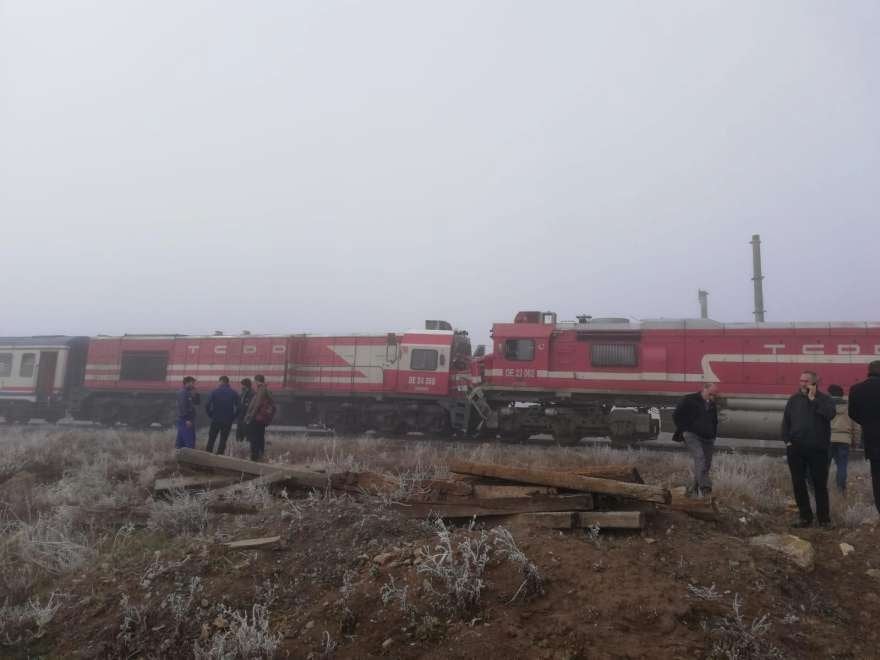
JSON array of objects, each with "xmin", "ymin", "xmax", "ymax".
[
  {"xmin": 591, "ymin": 343, "xmax": 638, "ymax": 368},
  {"xmin": 0, "ymin": 353, "xmax": 12, "ymax": 377},
  {"xmin": 120, "ymin": 351, "xmax": 169, "ymax": 381},
  {"xmin": 504, "ymin": 339, "xmax": 535, "ymax": 361},
  {"xmin": 410, "ymin": 348, "xmax": 439, "ymax": 371},
  {"xmin": 19, "ymin": 353, "xmax": 36, "ymax": 378}
]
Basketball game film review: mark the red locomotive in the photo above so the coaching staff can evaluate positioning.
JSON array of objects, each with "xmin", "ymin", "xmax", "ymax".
[
  {"xmin": 3, "ymin": 311, "xmax": 879, "ymax": 443},
  {"xmin": 475, "ymin": 311, "xmax": 880, "ymax": 443},
  {"xmin": 71, "ymin": 322, "xmax": 473, "ymax": 434}
]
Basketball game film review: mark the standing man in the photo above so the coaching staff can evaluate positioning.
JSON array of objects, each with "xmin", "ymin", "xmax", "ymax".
[
  {"xmin": 782, "ymin": 371, "xmax": 836, "ymax": 528},
  {"xmin": 673, "ymin": 382, "xmax": 719, "ymax": 499},
  {"xmin": 244, "ymin": 374, "xmax": 275, "ymax": 461},
  {"xmin": 236, "ymin": 378, "xmax": 254, "ymax": 443},
  {"xmin": 827, "ymin": 384, "xmax": 858, "ymax": 494},
  {"xmin": 205, "ymin": 376, "xmax": 239, "ymax": 455},
  {"xmin": 848, "ymin": 361, "xmax": 880, "ymax": 516},
  {"xmin": 175, "ymin": 376, "xmax": 199, "ymax": 449}
]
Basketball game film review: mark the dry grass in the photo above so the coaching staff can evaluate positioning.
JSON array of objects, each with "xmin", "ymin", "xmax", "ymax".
[{"xmin": 0, "ymin": 425, "xmax": 876, "ymax": 656}]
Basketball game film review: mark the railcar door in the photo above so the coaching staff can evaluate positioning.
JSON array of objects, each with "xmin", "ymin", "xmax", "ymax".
[{"xmin": 36, "ymin": 351, "xmax": 58, "ymax": 403}]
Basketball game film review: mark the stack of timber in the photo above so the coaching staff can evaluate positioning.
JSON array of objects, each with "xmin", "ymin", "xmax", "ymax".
[
  {"xmin": 164, "ymin": 450, "xmax": 710, "ymax": 532},
  {"xmin": 423, "ymin": 460, "xmax": 672, "ymax": 530}
]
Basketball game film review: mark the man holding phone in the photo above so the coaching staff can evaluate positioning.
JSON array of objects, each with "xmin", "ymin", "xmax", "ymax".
[{"xmin": 782, "ymin": 370, "xmax": 837, "ymax": 528}]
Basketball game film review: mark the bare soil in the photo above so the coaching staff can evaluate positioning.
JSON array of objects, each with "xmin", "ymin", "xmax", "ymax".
[{"xmin": 3, "ymin": 429, "xmax": 880, "ymax": 659}]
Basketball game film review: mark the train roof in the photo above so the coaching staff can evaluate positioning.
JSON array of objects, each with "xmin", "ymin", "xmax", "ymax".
[
  {"xmin": 554, "ymin": 319, "xmax": 880, "ymax": 331},
  {"xmin": 0, "ymin": 335, "xmax": 88, "ymax": 348}
]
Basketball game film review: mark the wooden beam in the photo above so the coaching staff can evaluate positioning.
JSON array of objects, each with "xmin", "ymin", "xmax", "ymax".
[
  {"xmin": 471, "ymin": 484, "xmax": 557, "ymax": 499},
  {"xmin": 175, "ymin": 448, "xmax": 400, "ymax": 495},
  {"xmin": 512, "ymin": 512, "xmax": 577, "ymax": 530},
  {"xmin": 207, "ymin": 471, "xmax": 295, "ymax": 499},
  {"xmin": 575, "ymin": 511, "xmax": 645, "ymax": 530},
  {"xmin": 573, "ymin": 465, "xmax": 644, "ymax": 484},
  {"xmin": 662, "ymin": 489, "xmax": 719, "ymax": 521},
  {"xmin": 448, "ymin": 461, "xmax": 670, "ymax": 504},
  {"xmin": 153, "ymin": 474, "xmax": 245, "ymax": 492},
  {"xmin": 514, "ymin": 510, "xmax": 646, "ymax": 530},
  {"xmin": 223, "ymin": 536, "xmax": 281, "ymax": 549},
  {"xmin": 393, "ymin": 494, "xmax": 593, "ymax": 519}
]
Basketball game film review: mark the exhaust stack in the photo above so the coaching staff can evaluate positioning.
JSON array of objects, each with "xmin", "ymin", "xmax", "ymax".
[
  {"xmin": 698, "ymin": 289, "xmax": 709, "ymax": 319},
  {"xmin": 750, "ymin": 234, "xmax": 765, "ymax": 322}
]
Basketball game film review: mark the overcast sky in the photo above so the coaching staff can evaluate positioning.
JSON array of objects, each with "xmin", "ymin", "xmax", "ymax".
[{"xmin": 1, "ymin": 1, "xmax": 878, "ymax": 345}]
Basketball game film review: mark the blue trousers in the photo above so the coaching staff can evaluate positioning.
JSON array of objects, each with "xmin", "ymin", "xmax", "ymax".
[
  {"xmin": 175, "ymin": 419, "xmax": 196, "ymax": 449},
  {"xmin": 829, "ymin": 443, "xmax": 849, "ymax": 493}
]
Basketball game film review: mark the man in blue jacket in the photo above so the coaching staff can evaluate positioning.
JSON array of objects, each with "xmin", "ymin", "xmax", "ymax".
[
  {"xmin": 176, "ymin": 376, "xmax": 199, "ymax": 449},
  {"xmin": 205, "ymin": 375, "xmax": 240, "ymax": 455}
]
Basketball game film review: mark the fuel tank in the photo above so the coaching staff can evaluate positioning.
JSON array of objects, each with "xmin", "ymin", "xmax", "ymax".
[{"xmin": 660, "ymin": 401, "xmax": 785, "ymax": 441}]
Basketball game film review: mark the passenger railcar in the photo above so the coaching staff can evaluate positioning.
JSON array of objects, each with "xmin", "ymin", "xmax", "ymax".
[{"xmin": 0, "ymin": 336, "xmax": 89, "ymax": 423}]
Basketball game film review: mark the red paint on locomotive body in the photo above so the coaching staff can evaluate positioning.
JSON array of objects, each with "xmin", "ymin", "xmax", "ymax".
[
  {"xmin": 481, "ymin": 315, "xmax": 880, "ymax": 401},
  {"xmin": 82, "ymin": 330, "xmax": 461, "ymax": 400}
]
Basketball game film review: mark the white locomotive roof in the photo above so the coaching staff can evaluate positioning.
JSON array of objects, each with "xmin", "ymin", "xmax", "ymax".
[{"xmin": 556, "ymin": 318, "xmax": 880, "ymax": 331}]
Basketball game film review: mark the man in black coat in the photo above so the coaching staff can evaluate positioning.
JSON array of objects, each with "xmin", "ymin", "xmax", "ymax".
[
  {"xmin": 236, "ymin": 378, "xmax": 254, "ymax": 442},
  {"xmin": 673, "ymin": 383, "xmax": 719, "ymax": 498},
  {"xmin": 782, "ymin": 370, "xmax": 836, "ymax": 527},
  {"xmin": 205, "ymin": 376, "xmax": 240, "ymax": 455},
  {"xmin": 848, "ymin": 360, "xmax": 880, "ymax": 516}
]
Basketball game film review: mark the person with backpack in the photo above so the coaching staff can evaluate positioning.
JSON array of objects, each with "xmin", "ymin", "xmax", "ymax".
[{"xmin": 244, "ymin": 374, "xmax": 275, "ymax": 461}]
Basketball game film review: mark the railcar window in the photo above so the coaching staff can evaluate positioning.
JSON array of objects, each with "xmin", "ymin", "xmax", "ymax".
[
  {"xmin": 591, "ymin": 343, "xmax": 638, "ymax": 368},
  {"xmin": 20, "ymin": 353, "xmax": 36, "ymax": 378},
  {"xmin": 504, "ymin": 339, "xmax": 535, "ymax": 361},
  {"xmin": 0, "ymin": 353, "xmax": 12, "ymax": 377},
  {"xmin": 120, "ymin": 351, "xmax": 169, "ymax": 381},
  {"xmin": 410, "ymin": 348, "xmax": 439, "ymax": 371}
]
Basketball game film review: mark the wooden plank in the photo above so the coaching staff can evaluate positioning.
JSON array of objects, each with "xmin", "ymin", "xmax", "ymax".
[
  {"xmin": 177, "ymin": 448, "xmax": 306, "ymax": 476},
  {"xmin": 573, "ymin": 465, "xmax": 644, "ymax": 484},
  {"xmin": 153, "ymin": 474, "xmax": 245, "ymax": 492},
  {"xmin": 223, "ymin": 536, "xmax": 281, "ymax": 549},
  {"xmin": 208, "ymin": 471, "xmax": 295, "ymax": 499},
  {"xmin": 575, "ymin": 511, "xmax": 645, "ymax": 530},
  {"xmin": 175, "ymin": 449, "xmax": 402, "ymax": 495},
  {"xmin": 393, "ymin": 494, "xmax": 593, "ymax": 519},
  {"xmin": 513, "ymin": 512, "xmax": 577, "ymax": 530},
  {"xmin": 448, "ymin": 460, "xmax": 670, "ymax": 504},
  {"xmin": 662, "ymin": 489, "xmax": 719, "ymax": 521},
  {"xmin": 471, "ymin": 484, "xmax": 557, "ymax": 498}
]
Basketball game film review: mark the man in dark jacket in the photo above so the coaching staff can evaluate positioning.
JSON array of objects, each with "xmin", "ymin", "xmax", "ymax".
[
  {"xmin": 236, "ymin": 378, "xmax": 254, "ymax": 443},
  {"xmin": 205, "ymin": 375, "xmax": 239, "ymax": 455},
  {"xmin": 848, "ymin": 360, "xmax": 880, "ymax": 516},
  {"xmin": 244, "ymin": 374, "xmax": 274, "ymax": 461},
  {"xmin": 782, "ymin": 370, "xmax": 836, "ymax": 527},
  {"xmin": 673, "ymin": 383, "xmax": 719, "ymax": 498},
  {"xmin": 175, "ymin": 376, "xmax": 199, "ymax": 449}
]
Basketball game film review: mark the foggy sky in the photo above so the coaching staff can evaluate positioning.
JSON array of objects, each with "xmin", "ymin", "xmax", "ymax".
[{"xmin": 2, "ymin": 1, "xmax": 878, "ymax": 347}]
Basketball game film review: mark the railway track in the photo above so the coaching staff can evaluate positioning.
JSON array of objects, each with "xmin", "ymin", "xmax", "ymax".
[{"xmin": 4, "ymin": 420, "xmax": 864, "ymax": 460}]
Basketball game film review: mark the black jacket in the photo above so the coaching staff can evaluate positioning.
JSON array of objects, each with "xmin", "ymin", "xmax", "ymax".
[
  {"xmin": 849, "ymin": 375, "xmax": 880, "ymax": 460},
  {"xmin": 238, "ymin": 387, "xmax": 254, "ymax": 425},
  {"xmin": 206, "ymin": 384, "xmax": 240, "ymax": 425},
  {"xmin": 782, "ymin": 390, "xmax": 836, "ymax": 451},
  {"xmin": 673, "ymin": 392, "xmax": 718, "ymax": 440}
]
